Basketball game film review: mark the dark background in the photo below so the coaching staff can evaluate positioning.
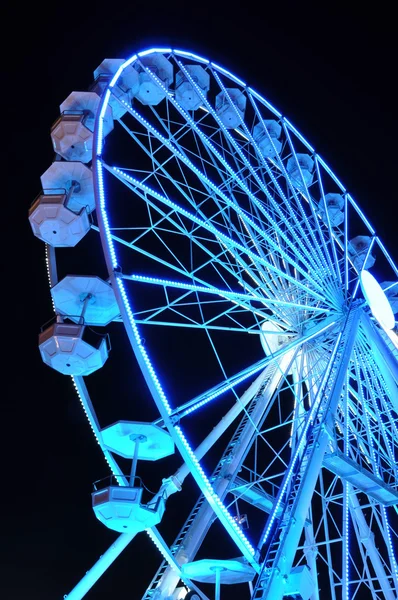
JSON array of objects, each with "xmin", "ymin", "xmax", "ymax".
[{"xmin": 4, "ymin": 1, "xmax": 397, "ymax": 599}]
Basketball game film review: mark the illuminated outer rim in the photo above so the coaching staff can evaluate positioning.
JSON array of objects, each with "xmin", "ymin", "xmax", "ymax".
[{"xmin": 90, "ymin": 48, "xmax": 395, "ymax": 566}]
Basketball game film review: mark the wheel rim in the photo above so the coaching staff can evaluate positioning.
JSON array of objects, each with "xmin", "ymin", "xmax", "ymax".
[{"xmin": 39, "ymin": 48, "xmax": 398, "ymax": 599}]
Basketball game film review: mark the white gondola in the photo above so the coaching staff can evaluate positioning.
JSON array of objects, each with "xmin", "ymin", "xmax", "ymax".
[
  {"xmin": 39, "ymin": 321, "xmax": 108, "ymax": 376},
  {"xmin": 29, "ymin": 192, "xmax": 90, "ymax": 247},
  {"xmin": 182, "ymin": 558, "xmax": 255, "ymax": 600},
  {"xmin": 51, "ymin": 275, "xmax": 119, "ymax": 326},
  {"xmin": 40, "ymin": 161, "xmax": 95, "ymax": 214},
  {"xmin": 93, "ymin": 422, "xmax": 174, "ymax": 533},
  {"xmin": 92, "ymin": 58, "xmax": 140, "ymax": 119},
  {"xmin": 51, "ymin": 92, "xmax": 113, "ymax": 162}
]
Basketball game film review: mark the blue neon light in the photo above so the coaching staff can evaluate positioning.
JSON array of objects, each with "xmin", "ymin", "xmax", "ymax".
[
  {"xmin": 284, "ymin": 118, "xmax": 315, "ymax": 153},
  {"xmin": 175, "ymin": 424, "xmax": 255, "ymax": 555},
  {"xmin": 317, "ymin": 155, "xmax": 346, "ymax": 192},
  {"xmin": 138, "ymin": 48, "xmax": 172, "ymax": 57},
  {"xmin": 344, "ymin": 376, "xmax": 350, "ymax": 600},
  {"xmin": 119, "ymin": 94, "xmax": 321, "ymax": 285},
  {"xmin": 356, "ymin": 350, "xmax": 398, "ymax": 581},
  {"xmin": 261, "ymin": 331, "xmax": 342, "ymax": 545},
  {"xmin": 93, "ymin": 64, "xmax": 256, "ymax": 557},
  {"xmin": 247, "ymin": 87, "xmax": 282, "ymax": 118},
  {"xmin": 211, "ymin": 62, "xmax": 246, "ymax": 87},
  {"xmin": 344, "ymin": 482, "xmax": 350, "ymax": 600},
  {"xmin": 347, "ymin": 194, "xmax": 375, "ymax": 235},
  {"xmin": 181, "ymin": 362, "xmax": 269, "ymax": 417},
  {"xmin": 113, "ymin": 166, "xmax": 324, "ymax": 302},
  {"xmin": 123, "ymin": 63, "xmax": 330, "ymax": 295},
  {"xmin": 71, "ymin": 376, "xmax": 127, "ymax": 483},
  {"xmin": 92, "ymin": 47, "xmax": 394, "ymax": 572},
  {"xmin": 97, "ymin": 90, "xmax": 111, "ymax": 155},
  {"xmin": 376, "ymin": 238, "xmax": 398, "ymax": 279},
  {"xmin": 126, "ymin": 273, "xmax": 264, "ymax": 303},
  {"xmin": 108, "ymin": 58, "xmax": 137, "ymax": 89},
  {"xmin": 174, "ymin": 49, "xmax": 209, "ymax": 64}
]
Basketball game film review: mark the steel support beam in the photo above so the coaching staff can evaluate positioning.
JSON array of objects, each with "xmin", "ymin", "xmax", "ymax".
[
  {"xmin": 146, "ymin": 353, "xmax": 294, "ymax": 599},
  {"xmin": 256, "ymin": 308, "xmax": 361, "ymax": 600},
  {"xmin": 349, "ymin": 493, "xmax": 396, "ymax": 600},
  {"xmin": 360, "ymin": 313, "xmax": 398, "ymax": 389}
]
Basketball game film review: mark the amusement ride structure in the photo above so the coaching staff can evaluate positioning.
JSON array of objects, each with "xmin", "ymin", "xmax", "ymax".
[{"xmin": 29, "ymin": 48, "xmax": 398, "ymax": 599}]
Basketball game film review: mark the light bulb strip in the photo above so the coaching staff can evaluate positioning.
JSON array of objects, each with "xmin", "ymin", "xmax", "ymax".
[
  {"xmin": 212, "ymin": 69, "xmax": 330, "ymax": 275},
  {"xmin": 159, "ymin": 55, "xmax": 327, "ymax": 278},
  {"xmin": 44, "ymin": 236, "xmax": 123, "ymax": 483},
  {"xmin": 71, "ymin": 376, "xmax": 127, "ymax": 484},
  {"xmin": 112, "ymin": 166, "xmax": 326, "ymax": 304},
  {"xmin": 250, "ymin": 99, "xmax": 342, "ymax": 301},
  {"xmin": 170, "ymin": 318, "xmax": 338, "ymax": 420},
  {"xmin": 354, "ymin": 350, "xmax": 398, "ymax": 583},
  {"xmin": 261, "ymin": 329, "xmax": 343, "ymax": 545},
  {"xmin": 178, "ymin": 60, "xmax": 329, "ymax": 278},
  {"xmin": 314, "ymin": 155, "xmax": 342, "ymax": 284},
  {"xmin": 94, "ymin": 151, "xmax": 256, "ymax": 561},
  {"xmin": 343, "ymin": 372, "xmax": 351, "ymax": 600},
  {"xmin": 282, "ymin": 122, "xmax": 338, "ymax": 282},
  {"xmin": 118, "ymin": 94, "xmax": 325, "ymax": 288},
  {"xmin": 123, "ymin": 273, "xmax": 330, "ymax": 313}
]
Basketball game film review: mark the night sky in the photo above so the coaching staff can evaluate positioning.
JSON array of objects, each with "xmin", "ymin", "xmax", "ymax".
[{"xmin": 4, "ymin": 2, "xmax": 398, "ymax": 599}]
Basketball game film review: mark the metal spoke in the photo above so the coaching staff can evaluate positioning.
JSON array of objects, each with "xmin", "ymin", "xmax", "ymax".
[{"xmin": 34, "ymin": 48, "xmax": 398, "ymax": 600}]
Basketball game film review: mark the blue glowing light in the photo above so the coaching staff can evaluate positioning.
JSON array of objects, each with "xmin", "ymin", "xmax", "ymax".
[
  {"xmin": 125, "ymin": 273, "xmax": 263, "ymax": 303},
  {"xmin": 138, "ymin": 48, "xmax": 172, "ymax": 57},
  {"xmin": 344, "ymin": 378, "xmax": 350, "ymax": 600},
  {"xmin": 356, "ymin": 350, "xmax": 398, "ymax": 581},
  {"xmin": 317, "ymin": 155, "xmax": 346, "ymax": 192},
  {"xmin": 261, "ymin": 331, "xmax": 342, "ymax": 545},
  {"xmin": 174, "ymin": 49, "xmax": 209, "ymax": 64},
  {"xmin": 92, "ymin": 57, "xmax": 257, "ymax": 559},
  {"xmin": 71, "ymin": 376, "xmax": 127, "ymax": 483},
  {"xmin": 344, "ymin": 483, "xmax": 350, "ymax": 600},
  {"xmin": 247, "ymin": 87, "xmax": 282, "ymax": 118},
  {"xmin": 90, "ymin": 47, "xmax": 396, "ymax": 578},
  {"xmin": 347, "ymin": 194, "xmax": 376, "ymax": 235},
  {"xmin": 119, "ymin": 93, "xmax": 321, "ymax": 287},
  {"xmin": 360, "ymin": 270, "xmax": 395, "ymax": 331},
  {"xmin": 211, "ymin": 62, "xmax": 246, "ymax": 87},
  {"xmin": 113, "ymin": 166, "xmax": 323, "ymax": 302},
  {"xmin": 284, "ymin": 118, "xmax": 315, "ymax": 153}
]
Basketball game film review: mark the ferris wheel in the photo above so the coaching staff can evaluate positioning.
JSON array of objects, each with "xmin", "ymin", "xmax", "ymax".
[{"xmin": 29, "ymin": 48, "xmax": 398, "ymax": 600}]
